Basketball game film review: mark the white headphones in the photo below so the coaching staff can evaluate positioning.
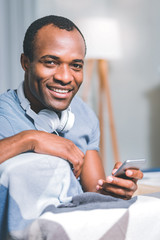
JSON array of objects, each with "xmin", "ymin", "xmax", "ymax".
[{"xmin": 17, "ymin": 82, "xmax": 75, "ymax": 133}]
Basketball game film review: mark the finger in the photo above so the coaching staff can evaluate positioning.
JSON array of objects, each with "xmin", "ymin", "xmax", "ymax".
[
  {"xmin": 97, "ymin": 176, "xmax": 137, "ymax": 198},
  {"xmin": 96, "ymin": 185, "xmax": 110, "ymax": 195},
  {"xmin": 72, "ymin": 153, "xmax": 85, "ymax": 178},
  {"xmin": 107, "ymin": 191, "xmax": 133, "ymax": 200},
  {"xmin": 105, "ymin": 185, "xmax": 135, "ymax": 200},
  {"xmin": 75, "ymin": 169, "xmax": 82, "ymax": 179},
  {"xmin": 73, "ymin": 163, "xmax": 82, "ymax": 178},
  {"xmin": 112, "ymin": 161, "xmax": 122, "ymax": 175},
  {"xmin": 66, "ymin": 147, "xmax": 84, "ymax": 173},
  {"xmin": 73, "ymin": 156, "xmax": 84, "ymax": 172},
  {"xmin": 96, "ymin": 181, "xmax": 134, "ymax": 200},
  {"xmin": 125, "ymin": 169, "xmax": 143, "ymax": 180},
  {"xmin": 106, "ymin": 176, "xmax": 137, "ymax": 191},
  {"xmin": 72, "ymin": 161, "xmax": 81, "ymax": 177}
]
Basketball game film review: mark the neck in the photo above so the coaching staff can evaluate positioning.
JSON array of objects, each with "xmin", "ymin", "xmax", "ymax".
[{"xmin": 23, "ymin": 81, "xmax": 45, "ymax": 113}]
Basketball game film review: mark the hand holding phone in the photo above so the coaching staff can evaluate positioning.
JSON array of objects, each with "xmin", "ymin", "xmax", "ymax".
[{"xmin": 113, "ymin": 159, "xmax": 146, "ymax": 178}]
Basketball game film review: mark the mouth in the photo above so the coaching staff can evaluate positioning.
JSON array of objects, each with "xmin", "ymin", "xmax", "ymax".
[
  {"xmin": 47, "ymin": 86, "xmax": 73, "ymax": 99},
  {"xmin": 52, "ymin": 88, "xmax": 70, "ymax": 94}
]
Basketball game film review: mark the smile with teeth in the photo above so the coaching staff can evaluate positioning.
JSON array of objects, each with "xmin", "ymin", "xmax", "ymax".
[{"xmin": 52, "ymin": 88, "xmax": 70, "ymax": 93}]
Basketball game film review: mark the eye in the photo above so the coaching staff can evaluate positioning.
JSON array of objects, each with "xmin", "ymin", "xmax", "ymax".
[
  {"xmin": 39, "ymin": 55, "xmax": 60, "ymax": 67},
  {"xmin": 71, "ymin": 63, "xmax": 83, "ymax": 71},
  {"xmin": 44, "ymin": 60, "xmax": 56, "ymax": 65},
  {"xmin": 42, "ymin": 60, "xmax": 59, "ymax": 68}
]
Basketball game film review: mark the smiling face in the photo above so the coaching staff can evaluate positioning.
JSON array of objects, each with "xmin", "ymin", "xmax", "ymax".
[{"xmin": 21, "ymin": 24, "xmax": 85, "ymax": 113}]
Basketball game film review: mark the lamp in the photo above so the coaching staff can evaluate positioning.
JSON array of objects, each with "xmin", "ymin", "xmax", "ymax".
[{"xmin": 76, "ymin": 17, "xmax": 122, "ymax": 166}]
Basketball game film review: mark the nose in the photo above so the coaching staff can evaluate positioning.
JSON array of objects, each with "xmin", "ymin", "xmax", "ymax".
[{"xmin": 53, "ymin": 64, "xmax": 74, "ymax": 85}]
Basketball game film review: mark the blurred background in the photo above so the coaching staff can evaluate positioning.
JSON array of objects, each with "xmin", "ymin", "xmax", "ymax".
[{"xmin": 1, "ymin": 0, "xmax": 160, "ymax": 174}]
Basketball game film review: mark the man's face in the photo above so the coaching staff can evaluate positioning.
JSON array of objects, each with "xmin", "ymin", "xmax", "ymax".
[{"xmin": 22, "ymin": 24, "xmax": 85, "ymax": 113}]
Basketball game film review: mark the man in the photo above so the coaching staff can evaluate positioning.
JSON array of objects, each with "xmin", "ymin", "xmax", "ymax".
[{"xmin": 0, "ymin": 15, "xmax": 143, "ymax": 200}]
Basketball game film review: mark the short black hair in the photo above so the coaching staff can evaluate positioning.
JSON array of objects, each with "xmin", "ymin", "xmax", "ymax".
[{"xmin": 23, "ymin": 15, "xmax": 86, "ymax": 61}]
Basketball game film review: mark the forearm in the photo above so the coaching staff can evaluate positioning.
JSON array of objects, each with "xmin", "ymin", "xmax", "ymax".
[
  {"xmin": 0, "ymin": 130, "xmax": 84, "ymax": 178},
  {"xmin": 80, "ymin": 150, "xmax": 106, "ymax": 192},
  {"xmin": 0, "ymin": 130, "xmax": 36, "ymax": 164}
]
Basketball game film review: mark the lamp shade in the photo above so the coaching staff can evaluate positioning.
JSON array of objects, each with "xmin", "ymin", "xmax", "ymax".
[{"xmin": 76, "ymin": 17, "xmax": 122, "ymax": 60}]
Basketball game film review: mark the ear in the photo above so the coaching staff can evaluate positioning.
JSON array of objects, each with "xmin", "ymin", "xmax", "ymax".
[{"xmin": 20, "ymin": 54, "xmax": 30, "ymax": 71}]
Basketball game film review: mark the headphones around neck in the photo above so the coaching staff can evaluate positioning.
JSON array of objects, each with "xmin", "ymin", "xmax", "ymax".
[{"xmin": 17, "ymin": 82, "xmax": 75, "ymax": 133}]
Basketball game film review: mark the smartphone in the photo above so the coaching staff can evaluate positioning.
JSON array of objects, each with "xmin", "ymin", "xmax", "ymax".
[{"xmin": 113, "ymin": 159, "xmax": 146, "ymax": 178}]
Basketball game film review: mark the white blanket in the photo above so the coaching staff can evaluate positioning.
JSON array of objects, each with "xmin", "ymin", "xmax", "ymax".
[{"xmin": 0, "ymin": 153, "xmax": 160, "ymax": 240}]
